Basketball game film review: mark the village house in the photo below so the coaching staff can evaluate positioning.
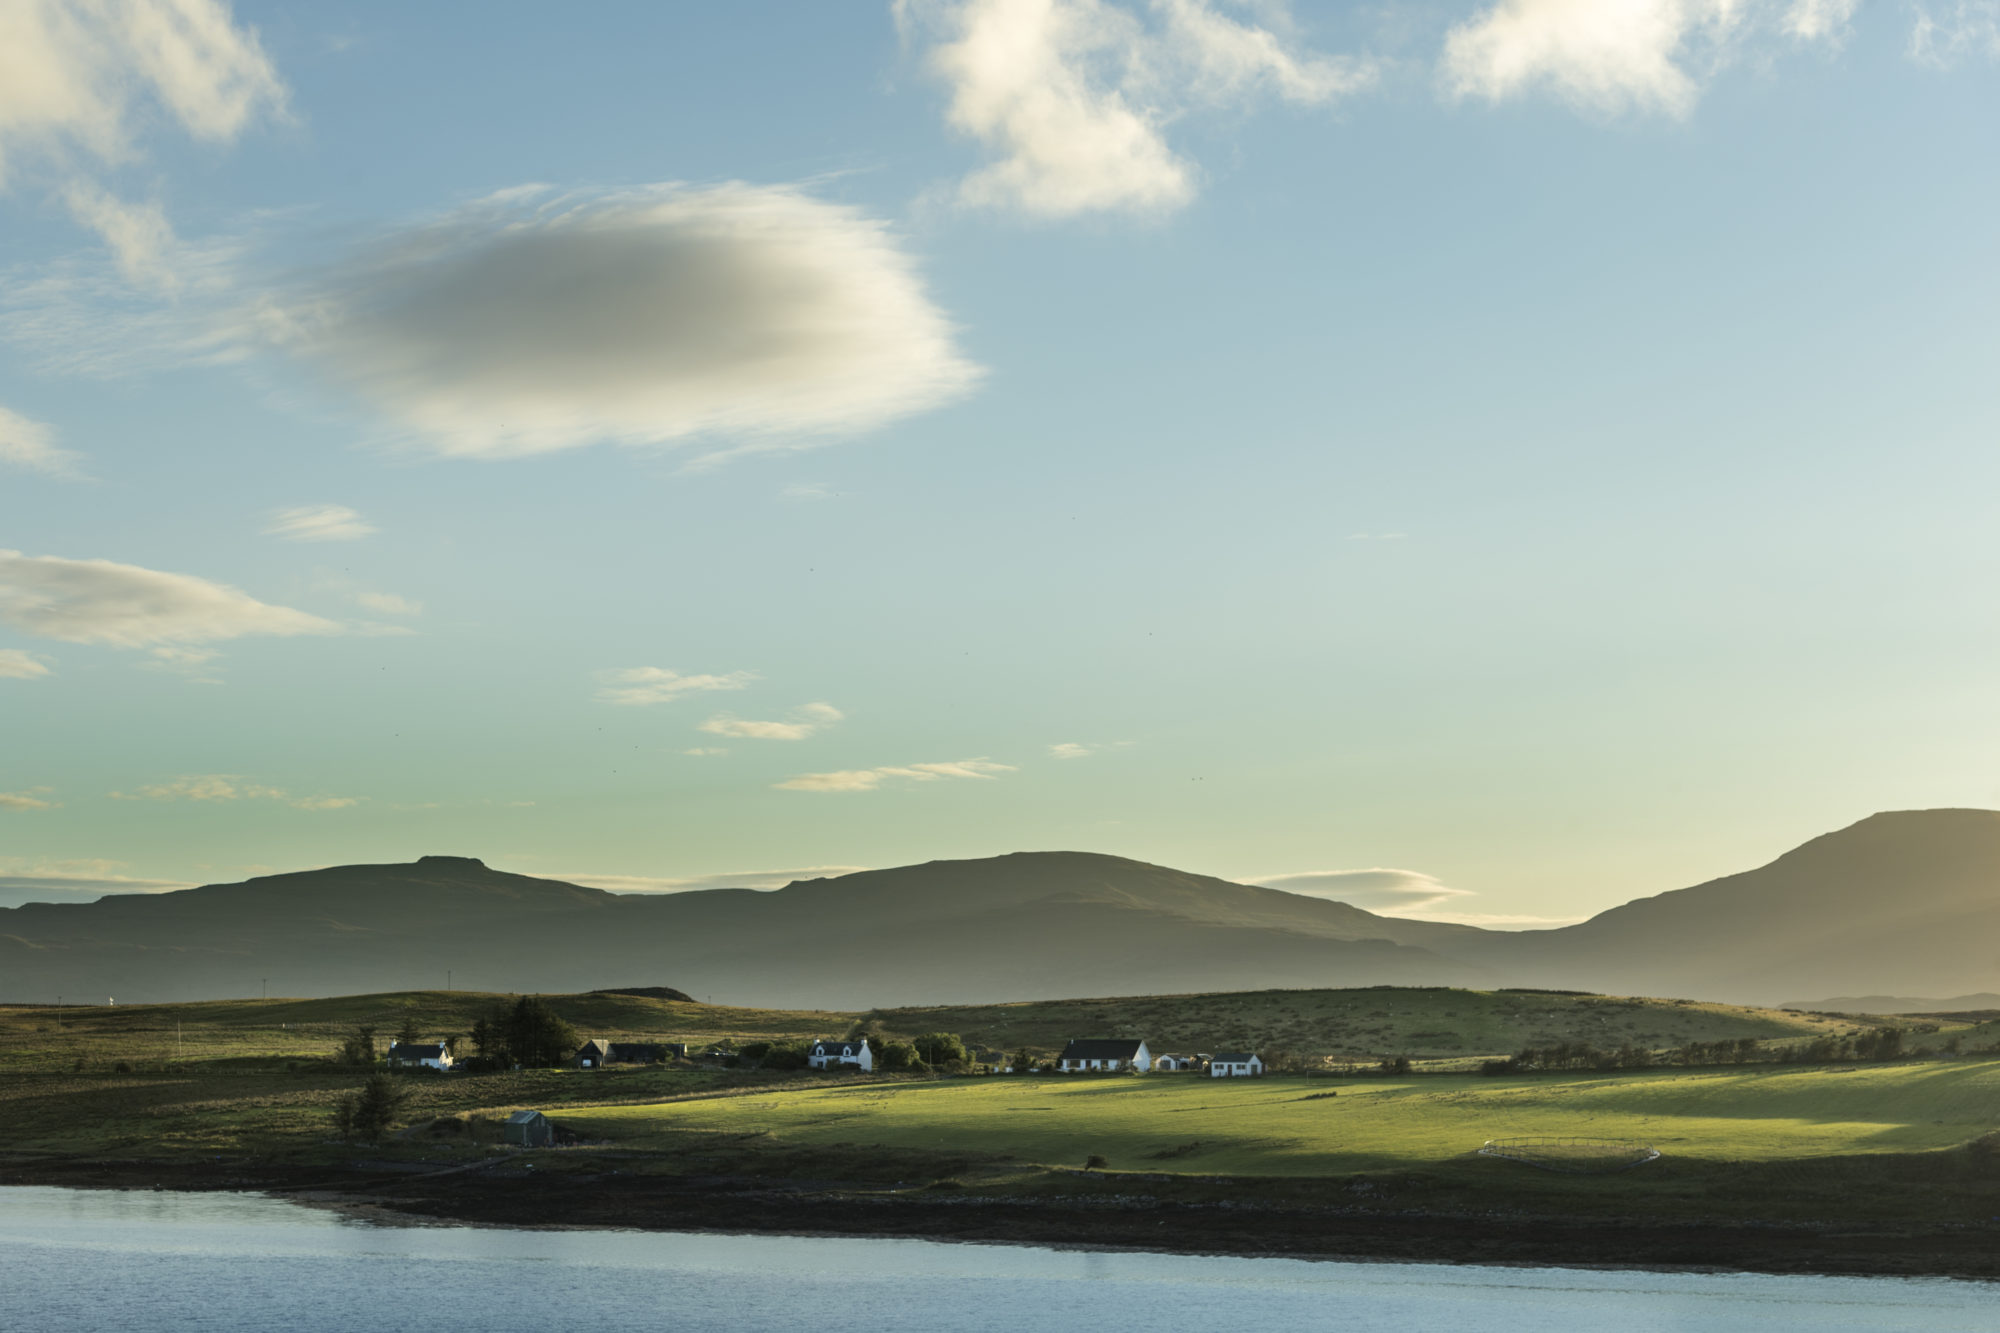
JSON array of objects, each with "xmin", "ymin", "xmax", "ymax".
[
  {"xmin": 807, "ymin": 1038, "xmax": 873, "ymax": 1071},
  {"xmin": 1057, "ymin": 1038, "xmax": 1151, "ymax": 1072},
  {"xmin": 504, "ymin": 1110, "xmax": 552, "ymax": 1147},
  {"xmin": 1151, "ymin": 1054, "xmax": 1199, "ymax": 1072},
  {"xmin": 1210, "ymin": 1051, "xmax": 1265, "ymax": 1077},
  {"xmin": 571, "ymin": 1039, "xmax": 613, "ymax": 1069},
  {"xmin": 385, "ymin": 1040, "xmax": 452, "ymax": 1072}
]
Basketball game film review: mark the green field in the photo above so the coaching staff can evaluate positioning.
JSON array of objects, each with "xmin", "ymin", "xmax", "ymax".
[{"xmin": 570, "ymin": 1061, "xmax": 2000, "ymax": 1178}]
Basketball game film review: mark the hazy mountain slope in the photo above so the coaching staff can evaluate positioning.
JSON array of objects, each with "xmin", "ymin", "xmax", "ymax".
[
  {"xmin": 1476, "ymin": 810, "xmax": 2000, "ymax": 1004},
  {"xmin": 0, "ymin": 852, "xmax": 1490, "ymax": 1005}
]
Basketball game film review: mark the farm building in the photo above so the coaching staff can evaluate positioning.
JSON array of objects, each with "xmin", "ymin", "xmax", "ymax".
[
  {"xmin": 574, "ymin": 1041, "xmax": 670, "ymax": 1066},
  {"xmin": 385, "ymin": 1041, "xmax": 452, "ymax": 1072},
  {"xmin": 1057, "ymin": 1039, "xmax": 1151, "ymax": 1072},
  {"xmin": 1210, "ymin": 1052, "xmax": 1264, "ymax": 1077},
  {"xmin": 807, "ymin": 1038, "xmax": 873, "ymax": 1071},
  {"xmin": 1152, "ymin": 1054, "xmax": 1200, "ymax": 1072},
  {"xmin": 504, "ymin": 1110, "xmax": 552, "ymax": 1147}
]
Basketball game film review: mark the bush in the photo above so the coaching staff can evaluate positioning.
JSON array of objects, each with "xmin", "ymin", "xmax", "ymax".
[
  {"xmin": 1083, "ymin": 1154, "xmax": 1109, "ymax": 1171},
  {"xmin": 912, "ymin": 1032, "xmax": 968, "ymax": 1067},
  {"xmin": 877, "ymin": 1041, "xmax": 924, "ymax": 1072},
  {"xmin": 758, "ymin": 1040, "xmax": 811, "ymax": 1071}
]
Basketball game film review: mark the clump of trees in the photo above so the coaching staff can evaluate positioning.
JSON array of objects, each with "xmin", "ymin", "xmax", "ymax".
[
  {"xmin": 911, "ymin": 1033, "xmax": 967, "ymax": 1068},
  {"xmin": 461, "ymin": 996, "xmax": 578, "ymax": 1071},
  {"xmin": 337, "ymin": 1025, "xmax": 378, "ymax": 1066},
  {"xmin": 332, "ymin": 1073, "xmax": 409, "ymax": 1141}
]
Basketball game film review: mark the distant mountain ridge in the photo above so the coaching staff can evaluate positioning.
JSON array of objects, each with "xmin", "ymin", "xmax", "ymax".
[{"xmin": 5, "ymin": 811, "xmax": 1998, "ymax": 1007}]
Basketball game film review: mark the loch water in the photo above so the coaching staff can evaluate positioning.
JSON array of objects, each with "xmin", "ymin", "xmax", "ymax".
[{"xmin": 0, "ymin": 1186, "xmax": 1990, "ymax": 1332}]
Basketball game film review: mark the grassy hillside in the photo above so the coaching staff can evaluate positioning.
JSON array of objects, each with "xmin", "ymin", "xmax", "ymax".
[
  {"xmin": 0, "ymin": 990, "xmax": 849, "ymax": 1074},
  {"xmin": 0, "ymin": 984, "xmax": 1952, "ymax": 1077},
  {"xmin": 572, "ymin": 1060, "xmax": 2000, "ymax": 1180},
  {"xmin": 865, "ymin": 986, "xmax": 1865, "ymax": 1062}
]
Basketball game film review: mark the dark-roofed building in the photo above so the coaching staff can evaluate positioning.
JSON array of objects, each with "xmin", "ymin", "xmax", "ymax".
[
  {"xmin": 1152, "ymin": 1054, "xmax": 1199, "ymax": 1072},
  {"xmin": 1058, "ymin": 1038, "xmax": 1151, "ymax": 1073},
  {"xmin": 386, "ymin": 1041, "xmax": 452, "ymax": 1071},
  {"xmin": 505, "ymin": 1110, "xmax": 552, "ymax": 1147},
  {"xmin": 604, "ymin": 1042, "xmax": 667, "ymax": 1065},
  {"xmin": 1210, "ymin": 1052, "xmax": 1264, "ymax": 1077},
  {"xmin": 807, "ymin": 1038, "xmax": 873, "ymax": 1071},
  {"xmin": 572, "ymin": 1039, "xmax": 613, "ymax": 1069}
]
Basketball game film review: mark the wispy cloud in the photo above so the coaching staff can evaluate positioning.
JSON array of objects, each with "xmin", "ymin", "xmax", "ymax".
[
  {"xmin": 1441, "ymin": 0, "xmax": 1852, "ymax": 119},
  {"xmin": 0, "ymin": 0, "xmax": 286, "ymax": 282},
  {"xmin": 1909, "ymin": 1, "xmax": 2000, "ymax": 64},
  {"xmin": 0, "ymin": 787, "xmax": 58, "ymax": 811},
  {"xmin": 900, "ymin": 0, "xmax": 1371, "ymax": 218},
  {"xmin": 0, "ymin": 549, "xmax": 338, "ymax": 655},
  {"xmin": 255, "ymin": 181, "xmax": 981, "ymax": 460},
  {"xmin": 596, "ymin": 666, "xmax": 757, "ymax": 707},
  {"xmin": 775, "ymin": 756, "xmax": 1015, "ymax": 792},
  {"xmin": 1250, "ymin": 866, "xmax": 1584, "ymax": 926},
  {"xmin": 0, "ymin": 648, "xmax": 51, "ymax": 679},
  {"xmin": 0, "ymin": 403, "xmax": 86, "ymax": 478},
  {"xmin": 110, "ymin": 774, "xmax": 358, "ymax": 810},
  {"xmin": 352, "ymin": 590, "xmax": 420, "ymax": 617},
  {"xmin": 264, "ymin": 504, "xmax": 375, "ymax": 542},
  {"xmin": 699, "ymin": 701, "xmax": 843, "ymax": 741},
  {"xmin": 1048, "ymin": 739, "xmax": 1131, "ymax": 759},
  {"xmin": 0, "ymin": 858, "xmax": 194, "ymax": 907},
  {"xmin": 682, "ymin": 746, "xmax": 728, "ymax": 757},
  {"xmin": 556, "ymin": 865, "xmax": 872, "ymax": 893}
]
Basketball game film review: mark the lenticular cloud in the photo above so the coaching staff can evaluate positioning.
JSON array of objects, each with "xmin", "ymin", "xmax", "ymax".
[{"xmin": 268, "ymin": 183, "xmax": 982, "ymax": 459}]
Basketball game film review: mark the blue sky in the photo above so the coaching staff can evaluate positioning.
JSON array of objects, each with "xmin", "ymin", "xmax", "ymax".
[{"xmin": 3, "ymin": 0, "xmax": 1998, "ymax": 923}]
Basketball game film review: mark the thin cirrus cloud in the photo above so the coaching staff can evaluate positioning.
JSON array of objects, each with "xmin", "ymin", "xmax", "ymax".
[
  {"xmin": 556, "ymin": 865, "xmax": 872, "ymax": 894},
  {"xmin": 0, "ymin": 648, "xmax": 51, "ymax": 679},
  {"xmin": 1440, "ymin": 0, "xmax": 1856, "ymax": 118},
  {"xmin": 899, "ymin": 0, "xmax": 1372, "ymax": 218},
  {"xmin": 0, "ymin": 549, "xmax": 338, "ymax": 654},
  {"xmin": 699, "ymin": 702, "xmax": 844, "ymax": 741},
  {"xmin": 0, "ymin": 403, "xmax": 86, "ymax": 478},
  {"xmin": 109, "ymin": 774, "xmax": 359, "ymax": 810},
  {"xmin": 595, "ymin": 667, "xmax": 757, "ymax": 707},
  {"xmin": 775, "ymin": 757, "xmax": 1015, "ymax": 793},
  {"xmin": 255, "ymin": 182, "xmax": 982, "ymax": 460},
  {"xmin": 1250, "ymin": 866, "xmax": 1583, "ymax": 926},
  {"xmin": 264, "ymin": 504, "xmax": 375, "ymax": 542},
  {"xmin": 0, "ymin": 0, "xmax": 287, "ymax": 285}
]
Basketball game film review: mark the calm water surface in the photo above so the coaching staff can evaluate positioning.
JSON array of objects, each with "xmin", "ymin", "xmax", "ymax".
[{"xmin": 0, "ymin": 1186, "xmax": 1989, "ymax": 1332}]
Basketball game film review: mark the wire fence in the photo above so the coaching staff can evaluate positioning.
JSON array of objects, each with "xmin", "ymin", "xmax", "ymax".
[{"xmin": 1478, "ymin": 1137, "xmax": 1660, "ymax": 1174}]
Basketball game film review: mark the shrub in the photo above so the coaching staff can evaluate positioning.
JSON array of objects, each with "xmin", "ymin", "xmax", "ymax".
[{"xmin": 1084, "ymin": 1154, "xmax": 1109, "ymax": 1171}]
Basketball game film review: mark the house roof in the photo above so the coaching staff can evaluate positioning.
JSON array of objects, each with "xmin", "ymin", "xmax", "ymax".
[
  {"xmin": 1213, "ymin": 1052, "xmax": 1260, "ymax": 1063},
  {"xmin": 389, "ymin": 1043, "xmax": 446, "ymax": 1060},
  {"xmin": 506, "ymin": 1110, "xmax": 546, "ymax": 1125},
  {"xmin": 605, "ymin": 1042, "xmax": 663, "ymax": 1061},
  {"xmin": 811, "ymin": 1039, "xmax": 865, "ymax": 1055},
  {"xmin": 1059, "ymin": 1039, "xmax": 1144, "ymax": 1060},
  {"xmin": 574, "ymin": 1039, "xmax": 612, "ymax": 1058}
]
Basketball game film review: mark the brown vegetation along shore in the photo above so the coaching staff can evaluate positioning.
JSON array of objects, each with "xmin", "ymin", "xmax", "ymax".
[{"xmin": 5, "ymin": 1155, "xmax": 1997, "ymax": 1282}]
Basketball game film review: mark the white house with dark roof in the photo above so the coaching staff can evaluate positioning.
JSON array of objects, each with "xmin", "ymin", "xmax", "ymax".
[
  {"xmin": 1209, "ymin": 1052, "xmax": 1264, "ymax": 1077},
  {"xmin": 386, "ymin": 1040, "xmax": 452, "ymax": 1071},
  {"xmin": 1057, "ymin": 1038, "xmax": 1151, "ymax": 1072},
  {"xmin": 807, "ymin": 1038, "xmax": 873, "ymax": 1071}
]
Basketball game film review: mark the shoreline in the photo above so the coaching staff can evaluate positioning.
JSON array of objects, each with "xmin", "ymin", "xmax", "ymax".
[{"xmin": 7, "ymin": 1156, "xmax": 1996, "ymax": 1283}]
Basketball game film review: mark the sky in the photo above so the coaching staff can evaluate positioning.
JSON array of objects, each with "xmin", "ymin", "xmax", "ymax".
[{"xmin": 3, "ymin": 0, "xmax": 1999, "ymax": 924}]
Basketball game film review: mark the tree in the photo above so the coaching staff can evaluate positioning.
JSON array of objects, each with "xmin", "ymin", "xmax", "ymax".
[
  {"xmin": 912, "ymin": 1032, "xmax": 967, "ymax": 1067},
  {"xmin": 759, "ymin": 1040, "xmax": 810, "ymax": 1071},
  {"xmin": 469, "ymin": 1015, "xmax": 502, "ymax": 1067},
  {"xmin": 396, "ymin": 1013, "xmax": 423, "ymax": 1047},
  {"xmin": 337, "ymin": 1024, "xmax": 378, "ymax": 1066},
  {"xmin": 1083, "ymin": 1154, "xmax": 1108, "ymax": 1171},
  {"xmin": 349, "ymin": 1073, "xmax": 408, "ymax": 1141},
  {"xmin": 503, "ymin": 996, "xmax": 578, "ymax": 1068},
  {"xmin": 877, "ymin": 1041, "xmax": 923, "ymax": 1072}
]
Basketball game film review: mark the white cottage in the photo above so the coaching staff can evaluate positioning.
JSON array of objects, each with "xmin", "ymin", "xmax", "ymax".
[
  {"xmin": 1057, "ymin": 1038, "xmax": 1151, "ymax": 1072},
  {"xmin": 386, "ymin": 1040, "xmax": 453, "ymax": 1072},
  {"xmin": 807, "ymin": 1038, "xmax": 873, "ymax": 1071},
  {"xmin": 1209, "ymin": 1051, "xmax": 1264, "ymax": 1077}
]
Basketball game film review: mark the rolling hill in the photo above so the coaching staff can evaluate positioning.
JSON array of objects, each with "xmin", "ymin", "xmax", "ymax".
[{"xmin": 4, "ymin": 809, "xmax": 1998, "ymax": 1007}]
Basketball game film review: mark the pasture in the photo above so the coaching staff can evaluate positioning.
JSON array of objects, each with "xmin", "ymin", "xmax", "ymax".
[{"xmin": 571, "ymin": 1060, "xmax": 2000, "ymax": 1180}]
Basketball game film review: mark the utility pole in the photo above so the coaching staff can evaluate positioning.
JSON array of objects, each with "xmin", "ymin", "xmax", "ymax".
[
  {"xmin": 447, "ymin": 969, "xmax": 452, "ymax": 992},
  {"xmin": 262, "ymin": 978, "xmax": 268, "ymax": 1001},
  {"xmin": 55, "ymin": 996, "xmax": 61, "ymax": 1031}
]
